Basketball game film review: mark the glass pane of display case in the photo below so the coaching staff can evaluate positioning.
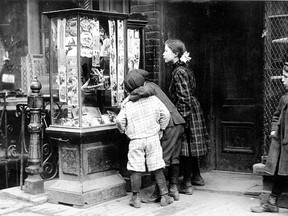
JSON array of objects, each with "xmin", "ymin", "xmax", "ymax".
[
  {"xmin": 127, "ymin": 14, "xmax": 147, "ymax": 72},
  {"xmin": 44, "ymin": 9, "xmax": 128, "ymax": 129}
]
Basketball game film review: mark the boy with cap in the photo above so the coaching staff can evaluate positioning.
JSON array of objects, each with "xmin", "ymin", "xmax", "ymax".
[
  {"xmin": 122, "ymin": 69, "xmax": 185, "ymax": 201},
  {"xmin": 116, "ymin": 72, "xmax": 174, "ymax": 208},
  {"xmin": 251, "ymin": 62, "xmax": 288, "ymax": 213}
]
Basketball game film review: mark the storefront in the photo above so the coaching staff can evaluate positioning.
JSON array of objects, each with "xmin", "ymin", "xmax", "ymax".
[
  {"xmin": 0, "ymin": 0, "xmax": 146, "ymax": 197},
  {"xmin": 1, "ymin": 0, "xmax": 283, "ymax": 194}
]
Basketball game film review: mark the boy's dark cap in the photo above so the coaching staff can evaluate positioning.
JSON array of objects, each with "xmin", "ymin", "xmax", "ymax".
[
  {"xmin": 130, "ymin": 69, "xmax": 149, "ymax": 79},
  {"xmin": 124, "ymin": 71, "xmax": 145, "ymax": 92}
]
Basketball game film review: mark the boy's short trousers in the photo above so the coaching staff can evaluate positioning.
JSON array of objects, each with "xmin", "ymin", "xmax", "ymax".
[{"xmin": 127, "ymin": 134, "xmax": 165, "ymax": 172}]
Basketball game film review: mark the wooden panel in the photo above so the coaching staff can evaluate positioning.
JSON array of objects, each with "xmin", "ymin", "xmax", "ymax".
[
  {"xmin": 84, "ymin": 144, "xmax": 116, "ymax": 174},
  {"xmin": 61, "ymin": 147, "xmax": 79, "ymax": 176},
  {"xmin": 221, "ymin": 121, "xmax": 254, "ymax": 154}
]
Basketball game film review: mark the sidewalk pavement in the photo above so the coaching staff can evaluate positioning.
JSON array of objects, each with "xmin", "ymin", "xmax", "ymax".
[{"xmin": 1, "ymin": 170, "xmax": 288, "ymax": 216}]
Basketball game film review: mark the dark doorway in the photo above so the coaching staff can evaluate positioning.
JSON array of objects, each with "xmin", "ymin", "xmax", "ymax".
[{"xmin": 164, "ymin": 1, "xmax": 264, "ymax": 172}]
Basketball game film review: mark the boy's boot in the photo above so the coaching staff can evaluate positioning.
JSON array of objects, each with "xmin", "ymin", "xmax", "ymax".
[
  {"xmin": 129, "ymin": 193, "xmax": 141, "ymax": 208},
  {"xmin": 141, "ymin": 184, "xmax": 161, "ymax": 203},
  {"xmin": 179, "ymin": 157, "xmax": 193, "ymax": 195},
  {"xmin": 168, "ymin": 164, "xmax": 180, "ymax": 201},
  {"xmin": 179, "ymin": 181, "xmax": 193, "ymax": 195},
  {"xmin": 129, "ymin": 172, "xmax": 142, "ymax": 208},
  {"xmin": 250, "ymin": 195, "xmax": 279, "ymax": 213},
  {"xmin": 153, "ymin": 169, "xmax": 174, "ymax": 207},
  {"xmin": 191, "ymin": 156, "xmax": 205, "ymax": 186}
]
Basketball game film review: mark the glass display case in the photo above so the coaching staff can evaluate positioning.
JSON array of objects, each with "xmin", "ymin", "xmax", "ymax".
[
  {"xmin": 127, "ymin": 13, "xmax": 148, "ymax": 72},
  {"xmin": 43, "ymin": 8, "xmax": 129, "ymax": 207},
  {"xmin": 44, "ymin": 8, "xmax": 128, "ymax": 131}
]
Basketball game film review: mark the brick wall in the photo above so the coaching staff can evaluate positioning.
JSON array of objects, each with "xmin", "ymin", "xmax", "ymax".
[{"xmin": 130, "ymin": 0, "xmax": 162, "ymax": 84}]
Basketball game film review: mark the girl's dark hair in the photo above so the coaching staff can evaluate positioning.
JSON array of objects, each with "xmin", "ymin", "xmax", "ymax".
[{"xmin": 165, "ymin": 39, "xmax": 186, "ymax": 58}]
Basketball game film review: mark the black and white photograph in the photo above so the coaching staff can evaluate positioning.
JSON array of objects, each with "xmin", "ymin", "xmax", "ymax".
[{"xmin": 0, "ymin": 0, "xmax": 287, "ymax": 215}]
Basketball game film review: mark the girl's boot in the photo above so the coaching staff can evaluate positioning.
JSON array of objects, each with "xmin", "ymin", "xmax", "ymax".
[
  {"xmin": 179, "ymin": 157, "xmax": 193, "ymax": 195},
  {"xmin": 191, "ymin": 157, "xmax": 205, "ymax": 186}
]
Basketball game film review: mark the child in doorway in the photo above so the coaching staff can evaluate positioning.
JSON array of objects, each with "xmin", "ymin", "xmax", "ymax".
[
  {"xmin": 251, "ymin": 62, "xmax": 288, "ymax": 213},
  {"xmin": 116, "ymin": 72, "xmax": 173, "ymax": 208}
]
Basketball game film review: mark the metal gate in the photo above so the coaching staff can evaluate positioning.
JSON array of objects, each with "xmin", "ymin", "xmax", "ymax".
[
  {"xmin": 0, "ymin": 92, "xmax": 58, "ymax": 189},
  {"xmin": 264, "ymin": 1, "xmax": 288, "ymax": 158}
]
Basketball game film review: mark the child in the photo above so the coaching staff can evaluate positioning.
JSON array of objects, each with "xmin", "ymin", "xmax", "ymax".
[
  {"xmin": 251, "ymin": 62, "xmax": 288, "ymax": 213},
  {"xmin": 163, "ymin": 39, "xmax": 211, "ymax": 194},
  {"xmin": 124, "ymin": 69, "xmax": 185, "ymax": 202},
  {"xmin": 116, "ymin": 72, "xmax": 173, "ymax": 208}
]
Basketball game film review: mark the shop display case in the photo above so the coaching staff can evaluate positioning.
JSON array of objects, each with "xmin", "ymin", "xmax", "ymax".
[
  {"xmin": 127, "ymin": 13, "xmax": 148, "ymax": 72},
  {"xmin": 43, "ymin": 8, "xmax": 129, "ymax": 206},
  {"xmin": 45, "ymin": 9, "xmax": 128, "ymax": 131}
]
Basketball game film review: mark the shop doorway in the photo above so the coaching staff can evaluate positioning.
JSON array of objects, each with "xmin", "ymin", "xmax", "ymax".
[
  {"xmin": 209, "ymin": 2, "xmax": 264, "ymax": 172},
  {"xmin": 164, "ymin": 1, "xmax": 264, "ymax": 172}
]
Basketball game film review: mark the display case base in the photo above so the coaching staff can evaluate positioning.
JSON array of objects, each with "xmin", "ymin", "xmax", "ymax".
[{"xmin": 47, "ymin": 173, "xmax": 126, "ymax": 207}]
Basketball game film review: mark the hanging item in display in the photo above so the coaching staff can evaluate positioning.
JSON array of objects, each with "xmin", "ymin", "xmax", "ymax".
[{"xmin": 117, "ymin": 20, "xmax": 125, "ymax": 106}]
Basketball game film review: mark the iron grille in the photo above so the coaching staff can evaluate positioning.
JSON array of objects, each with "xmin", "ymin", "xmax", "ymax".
[{"xmin": 263, "ymin": 1, "xmax": 288, "ymax": 157}]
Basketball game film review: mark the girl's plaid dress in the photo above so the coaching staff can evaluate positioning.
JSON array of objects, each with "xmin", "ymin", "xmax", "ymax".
[{"xmin": 169, "ymin": 61, "xmax": 211, "ymax": 157}]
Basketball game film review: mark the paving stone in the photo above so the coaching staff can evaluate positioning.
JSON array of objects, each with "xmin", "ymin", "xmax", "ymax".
[
  {"xmin": 0, "ymin": 198, "xmax": 33, "ymax": 215},
  {"xmin": 0, "ymin": 171, "xmax": 287, "ymax": 216},
  {"xmin": 4, "ymin": 212, "xmax": 45, "ymax": 216}
]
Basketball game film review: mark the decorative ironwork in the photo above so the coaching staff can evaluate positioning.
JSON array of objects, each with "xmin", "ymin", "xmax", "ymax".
[
  {"xmin": 40, "ymin": 98, "xmax": 58, "ymax": 180},
  {"xmin": 41, "ymin": 142, "xmax": 58, "ymax": 180},
  {"xmin": 0, "ymin": 92, "xmax": 25, "ymax": 189},
  {"xmin": 0, "ymin": 92, "xmax": 8, "ymax": 157},
  {"xmin": 16, "ymin": 103, "xmax": 29, "ymax": 189}
]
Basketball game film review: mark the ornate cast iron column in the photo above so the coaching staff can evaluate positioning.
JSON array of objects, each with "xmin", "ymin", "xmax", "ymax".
[{"xmin": 24, "ymin": 77, "xmax": 44, "ymax": 194}]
